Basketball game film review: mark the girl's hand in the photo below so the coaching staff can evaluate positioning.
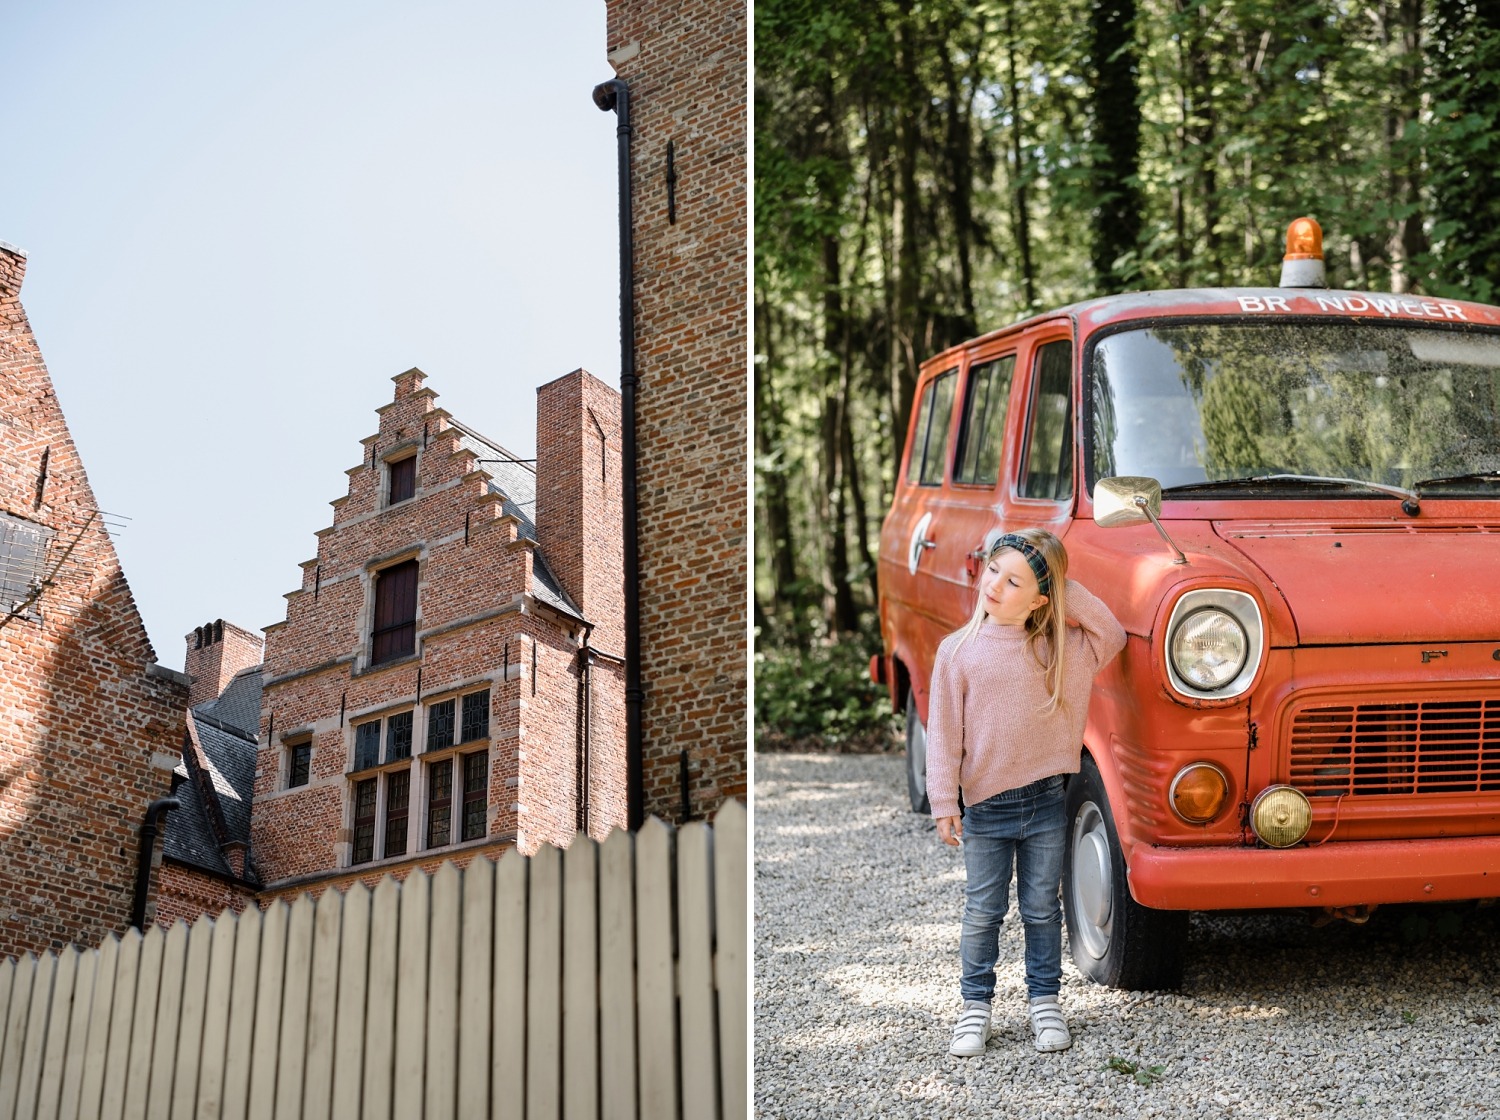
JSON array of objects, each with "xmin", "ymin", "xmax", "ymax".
[{"xmin": 937, "ymin": 815, "xmax": 963, "ymax": 846}]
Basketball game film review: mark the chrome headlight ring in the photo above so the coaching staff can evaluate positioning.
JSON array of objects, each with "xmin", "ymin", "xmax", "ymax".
[{"xmin": 1163, "ymin": 589, "xmax": 1264, "ymax": 700}]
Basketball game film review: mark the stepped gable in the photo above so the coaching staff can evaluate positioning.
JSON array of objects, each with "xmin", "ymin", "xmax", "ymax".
[{"xmin": 448, "ymin": 418, "xmax": 582, "ymax": 620}]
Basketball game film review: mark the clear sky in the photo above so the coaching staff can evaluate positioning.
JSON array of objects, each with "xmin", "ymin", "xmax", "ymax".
[{"xmin": 4, "ymin": 0, "xmax": 621, "ymax": 670}]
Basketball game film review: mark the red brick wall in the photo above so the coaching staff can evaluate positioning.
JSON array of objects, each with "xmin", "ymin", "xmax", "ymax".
[
  {"xmin": 0, "ymin": 243, "xmax": 188, "ymax": 956},
  {"xmin": 536, "ymin": 370, "xmax": 626, "ymax": 659},
  {"xmin": 603, "ymin": 0, "xmax": 749, "ymax": 819},
  {"xmin": 155, "ymin": 862, "xmax": 254, "ymax": 928},
  {"xmin": 252, "ymin": 368, "xmax": 626, "ymax": 899}
]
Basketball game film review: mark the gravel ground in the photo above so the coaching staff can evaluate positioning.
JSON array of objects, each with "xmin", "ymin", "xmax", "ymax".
[{"xmin": 754, "ymin": 751, "xmax": 1500, "ymax": 1119}]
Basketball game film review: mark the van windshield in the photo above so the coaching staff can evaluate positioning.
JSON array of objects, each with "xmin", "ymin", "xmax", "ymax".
[{"xmin": 1090, "ymin": 320, "xmax": 1500, "ymax": 496}]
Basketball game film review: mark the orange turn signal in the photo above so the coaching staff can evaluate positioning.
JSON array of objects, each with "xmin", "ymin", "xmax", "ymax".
[{"xmin": 1169, "ymin": 763, "xmax": 1230, "ymax": 824}]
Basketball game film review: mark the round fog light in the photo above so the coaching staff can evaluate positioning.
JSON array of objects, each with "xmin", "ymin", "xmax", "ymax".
[
  {"xmin": 1170, "ymin": 764, "xmax": 1230, "ymax": 823},
  {"xmin": 1251, "ymin": 785, "xmax": 1312, "ymax": 848}
]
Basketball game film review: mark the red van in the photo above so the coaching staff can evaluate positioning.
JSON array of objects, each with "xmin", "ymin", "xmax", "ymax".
[{"xmin": 872, "ymin": 219, "xmax": 1500, "ymax": 990}]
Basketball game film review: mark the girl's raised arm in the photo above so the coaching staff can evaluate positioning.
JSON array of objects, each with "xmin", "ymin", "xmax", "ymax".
[{"xmin": 1064, "ymin": 578, "xmax": 1127, "ymax": 673}]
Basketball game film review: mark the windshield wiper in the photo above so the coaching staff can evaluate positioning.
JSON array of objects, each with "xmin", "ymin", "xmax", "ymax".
[
  {"xmin": 1413, "ymin": 471, "xmax": 1500, "ymax": 491},
  {"xmin": 1161, "ymin": 473, "xmax": 1421, "ymax": 514}
]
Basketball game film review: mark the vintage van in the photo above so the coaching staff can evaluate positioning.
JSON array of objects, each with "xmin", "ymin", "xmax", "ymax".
[{"xmin": 872, "ymin": 219, "xmax": 1500, "ymax": 990}]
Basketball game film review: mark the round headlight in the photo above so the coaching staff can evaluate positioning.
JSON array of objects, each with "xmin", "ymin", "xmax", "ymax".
[
  {"xmin": 1251, "ymin": 785, "xmax": 1312, "ymax": 848},
  {"xmin": 1169, "ymin": 607, "xmax": 1249, "ymax": 691},
  {"xmin": 1170, "ymin": 763, "xmax": 1230, "ymax": 824}
]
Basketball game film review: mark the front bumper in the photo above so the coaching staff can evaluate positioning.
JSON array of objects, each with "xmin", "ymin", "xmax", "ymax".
[{"xmin": 1127, "ymin": 834, "xmax": 1500, "ymax": 910}]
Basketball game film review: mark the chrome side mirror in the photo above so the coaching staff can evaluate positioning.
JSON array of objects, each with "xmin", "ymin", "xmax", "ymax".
[
  {"xmin": 1093, "ymin": 476, "xmax": 1163, "ymax": 528},
  {"xmin": 1092, "ymin": 476, "xmax": 1186, "ymax": 564}
]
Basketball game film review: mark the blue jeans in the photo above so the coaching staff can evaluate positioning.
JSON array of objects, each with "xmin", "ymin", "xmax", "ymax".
[{"xmin": 958, "ymin": 775, "xmax": 1066, "ymax": 1003}]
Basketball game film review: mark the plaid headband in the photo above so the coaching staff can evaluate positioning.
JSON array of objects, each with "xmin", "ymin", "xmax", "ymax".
[{"xmin": 991, "ymin": 533, "xmax": 1052, "ymax": 595}]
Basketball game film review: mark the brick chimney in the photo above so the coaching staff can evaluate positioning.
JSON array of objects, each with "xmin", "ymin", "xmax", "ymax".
[
  {"xmin": 534, "ymin": 370, "xmax": 625, "ymax": 656},
  {"xmin": 184, "ymin": 619, "xmax": 264, "ymax": 706}
]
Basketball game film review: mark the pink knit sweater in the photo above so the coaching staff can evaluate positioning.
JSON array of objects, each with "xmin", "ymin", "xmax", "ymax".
[{"xmin": 926, "ymin": 579, "xmax": 1127, "ymax": 820}]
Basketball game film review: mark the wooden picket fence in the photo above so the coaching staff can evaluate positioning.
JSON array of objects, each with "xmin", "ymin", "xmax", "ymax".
[{"xmin": 0, "ymin": 804, "xmax": 746, "ymax": 1120}]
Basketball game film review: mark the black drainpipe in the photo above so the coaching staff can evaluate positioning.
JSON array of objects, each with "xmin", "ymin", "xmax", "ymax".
[
  {"xmin": 576, "ymin": 623, "xmax": 595, "ymax": 835},
  {"xmin": 131, "ymin": 797, "xmax": 180, "ymax": 930},
  {"xmin": 593, "ymin": 76, "xmax": 644, "ymax": 830}
]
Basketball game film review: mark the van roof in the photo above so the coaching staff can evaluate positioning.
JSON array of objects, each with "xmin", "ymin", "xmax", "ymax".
[{"xmin": 939, "ymin": 287, "xmax": 1500, "ymax": 365}]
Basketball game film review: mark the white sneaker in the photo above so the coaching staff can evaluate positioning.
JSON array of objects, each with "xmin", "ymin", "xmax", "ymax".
[
  {"xmin": 1029, "ymin": 997, "xmax": 1072, "ymax": 1052},
  {"xmin": 949, "ymin": 1001, "xmax": 992, "ymax": 1056}
]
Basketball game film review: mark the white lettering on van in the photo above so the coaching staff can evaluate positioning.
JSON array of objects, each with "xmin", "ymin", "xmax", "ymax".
[
  {"xmin": 1237, "ymin": 296, "xmax": 1291, "ymax": 312},
  {"xmin": 1314, "ymin": 295, "xmax": 1468, "ymax": 321}
]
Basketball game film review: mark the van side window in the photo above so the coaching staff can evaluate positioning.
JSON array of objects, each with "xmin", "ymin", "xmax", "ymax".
[
  {"xmin": 905, "ymin": 368, "xmax": 958, "ymax": 485},
  {"xmin": 953, "ymin": 356, "xmax": 1016, "ymax": 485},
  {"xmin": 1019, "ymin": 341, "xmax": 1074, "ymax": 500}
]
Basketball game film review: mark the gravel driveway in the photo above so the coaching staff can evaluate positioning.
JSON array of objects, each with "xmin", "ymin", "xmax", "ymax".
[{"xmin": 754, "ymin": 751, "xmax": 1500, "ymax": 1119}]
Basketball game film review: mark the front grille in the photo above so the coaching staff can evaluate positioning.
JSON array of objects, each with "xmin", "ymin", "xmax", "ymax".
[{"xmin": 1289, "ymin": 697, "xmax": 1500, "ymax": 796}]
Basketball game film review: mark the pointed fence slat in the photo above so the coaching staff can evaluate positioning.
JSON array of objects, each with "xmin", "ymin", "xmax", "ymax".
[
  {"xmin": 635, "ymin": 820, "xmax": 677, "ymax": 1120},
  {"xmin": 456, "ymin": 859, "xmax": 494, "ymax": 1120},
  {"xmin": 0, "ymin": 953, "xmax": 37, "ymax": 1120},
  {"xmin": 33, "ymin": 947, "xmax": 78, "ymax": 1120},
  {"xmin": 141, "ymin": 924, "xmax": 188, "ymax": 1119},
  {"xmin": 191, "ymin": 915, "xmax": 238, "ymax": 1120},
  {"xmin": 360, "ymin": 879, "xmax": 399, "ymax": 1120},
  {"xmin": 220, "ymin": 907, "xmax": 262, "ymax": 1120},
  {"xmin": 245, "ymin": 903, "xmax": 287, "ymax": 1120},
  {"xmin": 425, "ymin": 863, "xmax": 460, "ymax": 1120},
  {"xmin": 525, "ymin": 846, "xmax": 561, "ymax": 1120},
  {"xmin": 72, "ymin": 934, "xmax": 118, "ymax": 1120},
  {"xmin": 329, "ymin": 885, "xmax": 370, "ymax": 1120},
  {"xmin": 13, "ymin": 951, "xmax": 54, "ymax": 1120},
  {"xmin": 714, "ymin": 802, "xmax": 747, "ymax": 1120},
  {"xmin": 597, "ymin": 829, "xmax": 634, "ymax": 1120},
  {"xmin": 98, "ymin": 930, "xmax": 142, "ymax": 1120},
  {"xmin": 562, "ymin": 837, "xmax": 598, "ymax": 1120},
  {"xmin": 678, "ymin": 822, "xmax": 718, "ymax": 1120},
  {"xmin": 272, "ymin": 896, "xmax": 315, "ymax": 1119},
  {"xmin": 0, "ymin": 806, "xmax": 746, "ymax": 1120},
  {"xmin": 392, "ymin": 872, "xmax": 427, "ymax": 1119},
  {"xmin": 302, "ymin": 888, "xmax": 344, "ymax": 1120},
  {"xmin": 492, "ymin": 851, "xmax": 527, "ymax": 1120},
  {"xmin": 166, "ymin": 917, "xmax": 210, "ymax": 1120},
  {"xmin": 53, "ymin": 947, "xmax": 95, "ymax": 1120}
]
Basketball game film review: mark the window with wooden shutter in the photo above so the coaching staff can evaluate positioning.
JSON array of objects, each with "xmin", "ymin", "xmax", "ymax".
[
  {"xmin": 387, "ymin": 455, "xmax": 416, "ymax": 505},
  {"xmin": 371, "ymin": 559, "xmax": 418, "ymax": 664}
]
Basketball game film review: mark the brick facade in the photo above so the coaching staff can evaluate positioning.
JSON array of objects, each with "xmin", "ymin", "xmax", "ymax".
[
  {"xmin": 603, "ymin": 0, "xmax": 749, "ymax": 822},
  {"xmin": 0, "ymin": 241, "xmax": 188, "ymax": 956},
  {"xmin": 250, "ymin": 368, "xmax": 625, "ymax": 900}
]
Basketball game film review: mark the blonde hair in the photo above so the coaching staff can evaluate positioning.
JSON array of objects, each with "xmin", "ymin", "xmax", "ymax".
[{"xmin": 955, "ymin": 527, "xmax": 1070, "ymax": 715}]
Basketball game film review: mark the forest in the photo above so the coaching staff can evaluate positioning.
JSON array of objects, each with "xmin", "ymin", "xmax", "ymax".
[{"xmin": 753, "ymin": 0, "xmax": 1500, "ymax": 745}]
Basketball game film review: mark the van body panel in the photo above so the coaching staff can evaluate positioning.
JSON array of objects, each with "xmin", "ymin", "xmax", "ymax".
[{"xmin": 877, "ymin": 279, "xmax": 1500, "ymax": 929}]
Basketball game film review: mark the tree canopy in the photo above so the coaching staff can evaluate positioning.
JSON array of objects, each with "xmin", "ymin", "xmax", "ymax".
[{"xmin": 755, "ymin": 0, "xmax": 1500, "ymax": 648}]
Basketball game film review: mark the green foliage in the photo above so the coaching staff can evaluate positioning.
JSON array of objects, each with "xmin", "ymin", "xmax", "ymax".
[
  {"xmin": 754, "ymin": 635, "xmax": 901, "ymax": 751},
  {"xmin": 1104, "ymin": 1056, "xmax": 1167, "ymax": 1086},
  {"xmin": 755, "ymin": 0, "xmax": 1500, "ymax": 660}
]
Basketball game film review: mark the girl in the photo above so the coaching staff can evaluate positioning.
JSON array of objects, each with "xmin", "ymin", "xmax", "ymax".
[{"xmin": 927, "ymin": 528, "xmax": 1126, "ymax": 1056}]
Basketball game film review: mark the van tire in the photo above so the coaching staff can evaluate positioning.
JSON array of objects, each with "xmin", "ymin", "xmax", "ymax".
[
  {"xmin": 1063, "ymin": 756, "xmax": 1187, "ymax": 990},
  {"xmin": 905, "ymin": 693, "xmax": 930, "ymax": 815}
]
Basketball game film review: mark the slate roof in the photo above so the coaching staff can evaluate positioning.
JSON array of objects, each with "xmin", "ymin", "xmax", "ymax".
[
  {"xmin": 449, "ymin": 419, "xmax": 583, "ymax": 621},
  {"xmin": 164, "ymin": 666, "xmax": 260, "ymax": 883}
]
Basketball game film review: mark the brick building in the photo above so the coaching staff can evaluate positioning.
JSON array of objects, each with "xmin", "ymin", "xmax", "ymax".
[
  {"xmin": 155, "ymin": 622, "xmax": 263, "ymax": 926},
  {"xmin": 0, "ymin": 241, "xmax": 188, "ymax": 956},
  {"xmin": 600, "ymin": 0, "xmax": 748, "ymax": 823},
  {"xmin": 236, "ymin": 367, "xmax": 625, "ymax": 904}
]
